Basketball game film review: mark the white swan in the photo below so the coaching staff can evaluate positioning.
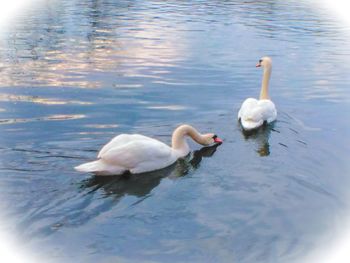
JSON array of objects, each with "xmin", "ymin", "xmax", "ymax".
[
  {"xmin": 75, "ymin": 124, "xmax": 223, "ymax": 176},
  {"xmin": 238, "ymin": 56, "xmax": 277, "ymax": 131}
]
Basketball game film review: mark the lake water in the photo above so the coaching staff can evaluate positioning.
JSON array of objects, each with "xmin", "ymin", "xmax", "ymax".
[{"xmin": 0, "ymin": 0, "xmax": 350, "ymax": 262}]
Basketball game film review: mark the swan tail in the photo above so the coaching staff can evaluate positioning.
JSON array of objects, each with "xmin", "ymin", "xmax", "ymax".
[
  {"xmin": 75, "ymin": 160, "xmax": 125, "ymax": 175},
  {"xmin": 240, "ymin": 118, "xmax": 263, "ymax": 131},
  {"xmin": 75, "ymin": 160, "xmax": 103, "ymax": 173}
]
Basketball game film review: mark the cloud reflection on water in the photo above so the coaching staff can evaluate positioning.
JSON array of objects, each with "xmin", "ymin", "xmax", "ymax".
[{"xmin": 0, "ymin": 1, "xmax": 187, "ymax": 89}]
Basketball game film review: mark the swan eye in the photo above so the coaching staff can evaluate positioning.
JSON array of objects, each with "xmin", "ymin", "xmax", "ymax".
[
  {"xmin": 259, "ymin": 59, "xmax": 263, "ymax": 63},
  {"xmin": 212, "ymin": 135, "xmax": 217, "ymax": 139}
]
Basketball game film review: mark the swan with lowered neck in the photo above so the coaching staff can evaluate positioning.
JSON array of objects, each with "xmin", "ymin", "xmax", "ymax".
[
  {"xmin": 238, "ymin": 56, "xmax": 277, "ymax": 131},
  {"xmin": 75, "ymin": 124, "xmax": 223, "ymax": 176}
]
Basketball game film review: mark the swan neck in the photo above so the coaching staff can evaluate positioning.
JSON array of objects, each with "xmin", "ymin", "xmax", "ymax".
[
  {"xmin": 171, "ymin": 125, "xmax": 204, "ymax": 156},
  {"xmin": 259, "ymin": 66, "xmax": 271, "ymax": 100}
]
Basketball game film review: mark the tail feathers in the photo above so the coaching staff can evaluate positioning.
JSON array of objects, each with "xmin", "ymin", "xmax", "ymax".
[
  {"xmin": 74, "ymin": 160, "xmax": 103, "ymax": 173},
  {"xmin": 74, "ymin": 160, "xmax": 126, "ymax": 176},
  {"xmin": 241, "ymin": 118, "xmax": 263, "ymax": 131}
]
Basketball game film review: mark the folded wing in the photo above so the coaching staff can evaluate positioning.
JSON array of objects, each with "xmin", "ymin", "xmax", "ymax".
[
  {"xmin": 238, "ymin": 98, "xmax": 277, "ymax": 130},
  {"xmin": 99, "ymin": 137, "xmax": 174, "ymax": 171}
]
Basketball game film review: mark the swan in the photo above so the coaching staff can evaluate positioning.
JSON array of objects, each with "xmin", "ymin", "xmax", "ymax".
[
  {"xmin": 75, "ymin": 124, "xmax": 223, "ymax": 176},
  {"xmin": 238, "ymin": 56, "xmax": 277, "ymax": 131}
]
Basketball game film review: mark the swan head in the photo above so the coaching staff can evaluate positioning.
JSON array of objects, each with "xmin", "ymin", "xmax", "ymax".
[
  {"xmin": 256, "ymin": 56, "xmax": 272, "ymax": 69},
  {"xmin": 201, "ymin": 133, "xmax": 223, "ymax": 146},
  {"xmin": 172, "ymin": 125, "xmax": 223, "ymax": 151}
]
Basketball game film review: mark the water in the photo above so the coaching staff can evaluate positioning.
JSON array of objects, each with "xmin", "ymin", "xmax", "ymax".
[{"xmin": 0, "ymin": 0, "xmax": 350, "ymax": 262}]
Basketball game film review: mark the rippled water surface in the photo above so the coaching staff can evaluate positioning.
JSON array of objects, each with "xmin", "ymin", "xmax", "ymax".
[{"xmin": 0, "ymin": 1, "xmax": 350, "ymax": 262}]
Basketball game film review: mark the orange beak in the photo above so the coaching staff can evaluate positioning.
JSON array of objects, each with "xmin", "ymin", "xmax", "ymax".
[{"xmin": 214, "ymin": 137, "xmax": 223, "ymax": 144}]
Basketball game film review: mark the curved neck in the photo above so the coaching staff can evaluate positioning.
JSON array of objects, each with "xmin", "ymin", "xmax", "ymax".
[
  {"xmin": 259, "ymin": 66, "xmax": 272, "ymax": 100},
  {"xmin": 171, "ymin": 125, "xmax": 205, "ymax": 156}
]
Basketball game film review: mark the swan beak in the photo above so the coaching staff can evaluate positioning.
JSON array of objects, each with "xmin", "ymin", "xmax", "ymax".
[
  {"xmin": 214, "ymin": 137, "xmax": 223, "ymax": 144},
  {"xmin": 256, "ymin": 63, "xmax": 261, "ymax": 67}
]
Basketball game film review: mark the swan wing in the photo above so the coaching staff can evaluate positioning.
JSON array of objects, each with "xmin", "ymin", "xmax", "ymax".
[
  {"xmin": 99, "ymin": 138, "xmax": 173, "ymax": 171},
  {"xmin": 238, "ymin": 98, "xmax": 277, "ymax": 130},
  {"xmin": 238, "ymin": 98, "xmax": 263, "ymax": 128},
  {"xmin": 238, "ymin": 98, "xmax": 259, "ymax": 120},
  {"xmin": 257, "ymin": 100, "xmax": 277, "ymax": 123},
  {"xmin": 97, "ymin": 134, "xmax": 153, "ymax": 158}
]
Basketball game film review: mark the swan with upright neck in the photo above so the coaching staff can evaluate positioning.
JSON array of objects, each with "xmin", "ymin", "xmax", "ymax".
[
  {"xmin": 238, "ymin": 56, "xmax": 277, "ymax": 131},
  {"xmin": 75, "ymin": 124, "xmax": 222, "ymax": 176}
]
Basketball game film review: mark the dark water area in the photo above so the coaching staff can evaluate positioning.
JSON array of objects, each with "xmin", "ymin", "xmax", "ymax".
[{"xmin": 0, "ymin": 0, "xmax": 350, "ymax": 262}]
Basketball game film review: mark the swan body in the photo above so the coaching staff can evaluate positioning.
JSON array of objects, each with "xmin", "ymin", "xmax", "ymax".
[
  {"xmin": 238, "ymin": 56, "xmax": 277, "ymax": 131},
  {"xmin": 238, "ymin": 98, "xmax": 277, "ymax": 130},
  {"xmin": 75, "ymin": 125, "xmax": 222, "ymax": 176}
]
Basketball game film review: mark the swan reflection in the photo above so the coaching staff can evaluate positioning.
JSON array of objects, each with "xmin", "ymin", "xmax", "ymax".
[
  {"xmin": 241, "ymin": 124, "xmax": 274, "ymax": 157},
  {"xmin": 79, "ymin": 144, "xmax": 220, "ymax": 198}
]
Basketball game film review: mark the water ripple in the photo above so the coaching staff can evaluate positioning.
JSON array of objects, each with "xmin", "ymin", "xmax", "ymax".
[{"xmin": 0, "ymin": 114, "xmax": 85, "ymax": 125}]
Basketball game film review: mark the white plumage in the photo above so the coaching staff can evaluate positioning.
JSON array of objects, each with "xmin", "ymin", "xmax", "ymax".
[
  {"xmin": 75, "ymin": 125, "xmax": 222, "ymax": 176},
  {"xmin": 238, "ymin": 98, "xmax": 277, "ymax": 130},
  {"xmin": 238, "ymin": 56, "xmax": 277, "ymax": 131}
]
